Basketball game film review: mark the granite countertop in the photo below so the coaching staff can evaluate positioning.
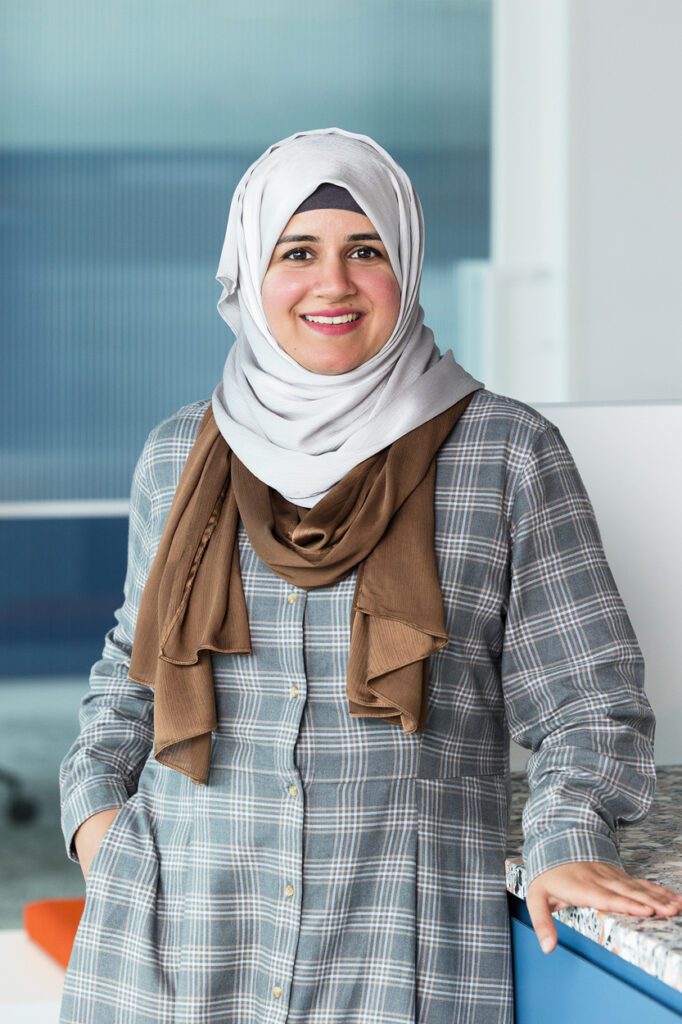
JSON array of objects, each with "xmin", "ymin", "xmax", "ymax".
[{"xmin": 505, "ymin": 763, "xmax": 682, "ymax": 992}]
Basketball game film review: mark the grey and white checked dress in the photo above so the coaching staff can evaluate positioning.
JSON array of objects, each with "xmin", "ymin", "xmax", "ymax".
[{"xmin": 59, "ymin": 387, "xmax": 656, "ymax": 1023}]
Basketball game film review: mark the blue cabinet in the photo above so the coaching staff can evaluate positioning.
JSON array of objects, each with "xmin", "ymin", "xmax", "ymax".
[{"xmin": 509, "ymin": 895, "xmax": 682, "ymax": 1022}]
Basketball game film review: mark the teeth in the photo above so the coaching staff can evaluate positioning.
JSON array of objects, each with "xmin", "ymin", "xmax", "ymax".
[{"xmin": 303, "ymin": 313, "xmax": 362, "ymax": 324}]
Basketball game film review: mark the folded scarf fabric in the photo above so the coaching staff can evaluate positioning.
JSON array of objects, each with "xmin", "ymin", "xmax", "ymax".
[{"xmin": 128, "ymin": 390, "xmax": 478, "ymax": 784}]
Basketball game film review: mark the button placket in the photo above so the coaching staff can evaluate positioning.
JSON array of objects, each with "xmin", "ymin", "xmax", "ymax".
[{"xmin": 268, "ymin": 583, "xmax": 307, "ymax": 1017}]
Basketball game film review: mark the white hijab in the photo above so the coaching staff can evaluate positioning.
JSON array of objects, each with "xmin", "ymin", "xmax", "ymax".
[{"xmin": 211, "ymin": 126, "xmax": 483, "ymax": 507}]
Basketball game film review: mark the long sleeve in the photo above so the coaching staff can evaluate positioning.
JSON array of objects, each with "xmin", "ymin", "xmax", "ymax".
[
  {"xmin": 59, "ymin": 435, "xmax": 156, "ymax": 865},
  {"xmin": 500, "ymin": 422, "xmax": 656, "ymax": 885}
]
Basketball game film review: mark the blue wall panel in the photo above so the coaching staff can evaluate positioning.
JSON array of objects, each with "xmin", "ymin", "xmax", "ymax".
[{"xmin": 0, "ymin": 518, "xmax": 128, "ymax": 677}]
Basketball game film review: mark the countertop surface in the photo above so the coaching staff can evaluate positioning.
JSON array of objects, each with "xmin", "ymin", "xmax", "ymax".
[{"xmin": 505, "ymin": 763, "xmax": 682, "ymax": 992}]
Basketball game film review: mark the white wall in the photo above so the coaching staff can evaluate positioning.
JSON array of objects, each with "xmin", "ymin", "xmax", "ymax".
[
  {"xmin": 510, "ymin": 400, "xmax": 682, "ymax": 770},
  {"xmin": 567, "ymin": 0, "xmax": 682, "ymax": 401},
  {"xmin": 488, "ymin": 0, "xmax": 682, "ymax": 769},
  {"xmin": 488, "ymin": 0, "xmax": 569, "ymax": 401},
  {"xmin": 484, "ymin": 0, "xmax": 682, "ymax": 404}
]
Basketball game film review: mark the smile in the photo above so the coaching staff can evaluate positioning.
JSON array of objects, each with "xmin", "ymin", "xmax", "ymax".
[{"xmin": 300, "ymin": 312, "xmax": 366, "ymax": 335}]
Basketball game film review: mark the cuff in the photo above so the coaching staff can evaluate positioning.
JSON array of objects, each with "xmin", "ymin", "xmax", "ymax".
[
  {"xmin": 61, "ymin": 776, "xmax": 132, "ymax": 865},
  {"xmin": 523, "ymin": 828, "xmax": 623, "ymax": 887}
]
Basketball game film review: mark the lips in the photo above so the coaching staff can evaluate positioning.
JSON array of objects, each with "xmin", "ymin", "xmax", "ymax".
[
  {"xmin": 299, "ymin": 312, "xmax": 366, "ymax": 336},
  {"xmin": 301, "ymin": 308, "xmax": 362, "ymax": 317}
]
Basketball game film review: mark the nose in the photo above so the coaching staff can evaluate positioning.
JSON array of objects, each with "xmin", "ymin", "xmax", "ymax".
[{"xmin": 311, "ymin": 255, "xmax": 358, "ymax": 300}]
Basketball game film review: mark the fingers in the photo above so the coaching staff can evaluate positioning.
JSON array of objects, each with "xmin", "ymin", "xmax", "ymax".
[
  {"xmin": 525, "ymin": 864, "xmax": 682, "ymax": 958},
  {"xmin": 577, "ymin": 864, "xmax": 682, "ymax": 914},
  {"xmin": 527, "ymin": 882, "xmax": 656, "ymax": 957},
  {"xmin": 548, "ymin": 898, "xmax": 571, "ymax": 911},
  {"xmin": 587, "ymin": 889, "xmax": 656, "ymax": 917},
  {"xmin": 534, "ymin": 879, "xmax": 679, "ymax": 924},
  {"xmin": 599, "ymin": 876, "xmax": 682, "ymax": 916},
  {"xmin": 540, "ymin": 878, "xmax": 655, "ymax": 918},
  {"xmin": 526, "ymin": 887, "xmax": 558, "ymax": 954}
]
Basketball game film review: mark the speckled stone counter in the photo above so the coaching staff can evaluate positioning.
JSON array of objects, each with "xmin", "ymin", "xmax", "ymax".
[{"xmin": 505, "ymin": 763, "xmax": 682, "ymax": 993}]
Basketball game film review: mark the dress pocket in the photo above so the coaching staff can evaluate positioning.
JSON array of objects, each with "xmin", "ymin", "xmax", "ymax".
[
  {"xmin": 63, "ymin": 791, "xmax": 177, "ymax": 1017},
  {"xmin": 76, "ymin": 789, "xmax": 165, "ymax": 961},
  {"xmin": 84, "ymin": 795, "xmax": 135, "ymax": 892}
]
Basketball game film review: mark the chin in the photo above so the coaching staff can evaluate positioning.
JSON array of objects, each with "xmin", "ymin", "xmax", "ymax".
[
  {"xmin": 307, "ymin": 361, "xmax": 361, "ymax": 376},
  {"xmin": 292, "ymin": 347, "xmax": 366, "ymax": 374}
]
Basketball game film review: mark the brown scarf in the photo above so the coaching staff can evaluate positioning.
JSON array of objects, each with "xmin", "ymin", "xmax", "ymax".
[{"xmin": 128, "ymin": 390, "xmax": 478, "ymax": 784}]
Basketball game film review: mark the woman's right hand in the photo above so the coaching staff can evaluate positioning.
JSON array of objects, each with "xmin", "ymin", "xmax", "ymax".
[{"xmin": 74, "ymin": 807, "xmax": 124, "ymax": 881}]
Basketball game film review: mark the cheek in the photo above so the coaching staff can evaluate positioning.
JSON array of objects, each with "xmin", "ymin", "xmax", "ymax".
[
  {"xmin": 364, "ymin": 271, "xmax": 401, "ymax": 321},
  {"xmin": 261, "ymin": 273, "xmax": 307, "ymax": 319}
]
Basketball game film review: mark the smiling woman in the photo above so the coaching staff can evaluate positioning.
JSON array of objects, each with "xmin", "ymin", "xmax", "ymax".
[
  {"xmin": 261, "ymin": 188, "xmax": 401, "ymax": 375},
  {"xmin": 58, "ymin": 127, "xmax": 675, "ymax": 1024}
]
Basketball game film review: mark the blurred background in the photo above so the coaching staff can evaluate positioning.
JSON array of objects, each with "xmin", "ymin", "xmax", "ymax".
[{"xmin": 1, "ymin": 0, "xmax": 680, "ymax": 928}]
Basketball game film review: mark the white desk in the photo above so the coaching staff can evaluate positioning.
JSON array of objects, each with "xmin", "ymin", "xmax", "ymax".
[{"xmin": 0, "ymin": 929, "xmax": 64, "ymax": 1023}]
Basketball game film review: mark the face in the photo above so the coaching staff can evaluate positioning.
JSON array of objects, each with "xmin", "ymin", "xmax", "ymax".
[{"xmin": 261, "ymin": 207, "xmax": 401, "ymax": 375}]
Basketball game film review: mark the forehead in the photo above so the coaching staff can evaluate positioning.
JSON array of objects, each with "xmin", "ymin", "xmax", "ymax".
[{"xmin": 278, "ymin": 207, "xmax": 380, "ymax": 238}]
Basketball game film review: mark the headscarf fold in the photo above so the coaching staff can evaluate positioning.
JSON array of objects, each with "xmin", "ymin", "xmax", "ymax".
[{"xmin": 127, "ymin": 127, "xmax": 484, "ymax": 783}]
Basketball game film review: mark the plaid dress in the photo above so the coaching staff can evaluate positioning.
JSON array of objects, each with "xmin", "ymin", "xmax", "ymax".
[{"xmin": 58, "ymin": 388, "xmax": 656, "ymax": 1023}]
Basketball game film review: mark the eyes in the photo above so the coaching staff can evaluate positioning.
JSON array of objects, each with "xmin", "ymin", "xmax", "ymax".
[{"xmin": 281, "ymin": 245, "xmax": 383, "ymax": 263}]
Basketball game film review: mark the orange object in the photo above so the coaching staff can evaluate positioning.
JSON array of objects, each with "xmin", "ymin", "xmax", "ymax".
[{"xmin": 23, "ymin": 898, "xmax": 85, "ymax": 969}]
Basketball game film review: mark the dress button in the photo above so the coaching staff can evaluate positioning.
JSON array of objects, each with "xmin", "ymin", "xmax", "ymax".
[
  {"xmin": 287, "ymin": 592, "xmax": 298, "ymax": 604},
  {"xmin": 288, "ymin": 783, "xmax": 298, "ymax": 797},
  {"xmin": 284, "ymin": 883, "xmax": 294, "ymax": 897},
  {"xmin": 290, "ymin": 685, "xmax": 299, "ymax": 698},
  {"xmin": 272, "ymin": 985, "xmax": 282, "ymax": 998}
]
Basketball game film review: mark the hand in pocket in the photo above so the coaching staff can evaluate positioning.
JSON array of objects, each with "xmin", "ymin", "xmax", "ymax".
[{"xmin": 74, "ymin": 806, "xmax": 124, "ymax": 881}]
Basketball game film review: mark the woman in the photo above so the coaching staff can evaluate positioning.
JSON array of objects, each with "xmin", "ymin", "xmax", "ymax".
[{"xmin": 59, "ymin": 127, "xmax": 682, "ymax": 1024}]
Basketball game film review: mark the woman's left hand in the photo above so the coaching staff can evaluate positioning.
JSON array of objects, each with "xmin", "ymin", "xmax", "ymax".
[{"xmin": 526, "ymin": 861, "xmax": 682, "ymax": 953}]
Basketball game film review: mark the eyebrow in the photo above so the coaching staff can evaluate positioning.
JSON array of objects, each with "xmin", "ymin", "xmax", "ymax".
[{"xmin": 275, "ymin": 232, "xmax": 382, "ymax": 245}]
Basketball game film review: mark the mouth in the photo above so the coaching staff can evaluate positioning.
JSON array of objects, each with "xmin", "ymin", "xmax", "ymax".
[{"xmin": 299, "ymin": 311, "xmax": 366, "ymax": 336}]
